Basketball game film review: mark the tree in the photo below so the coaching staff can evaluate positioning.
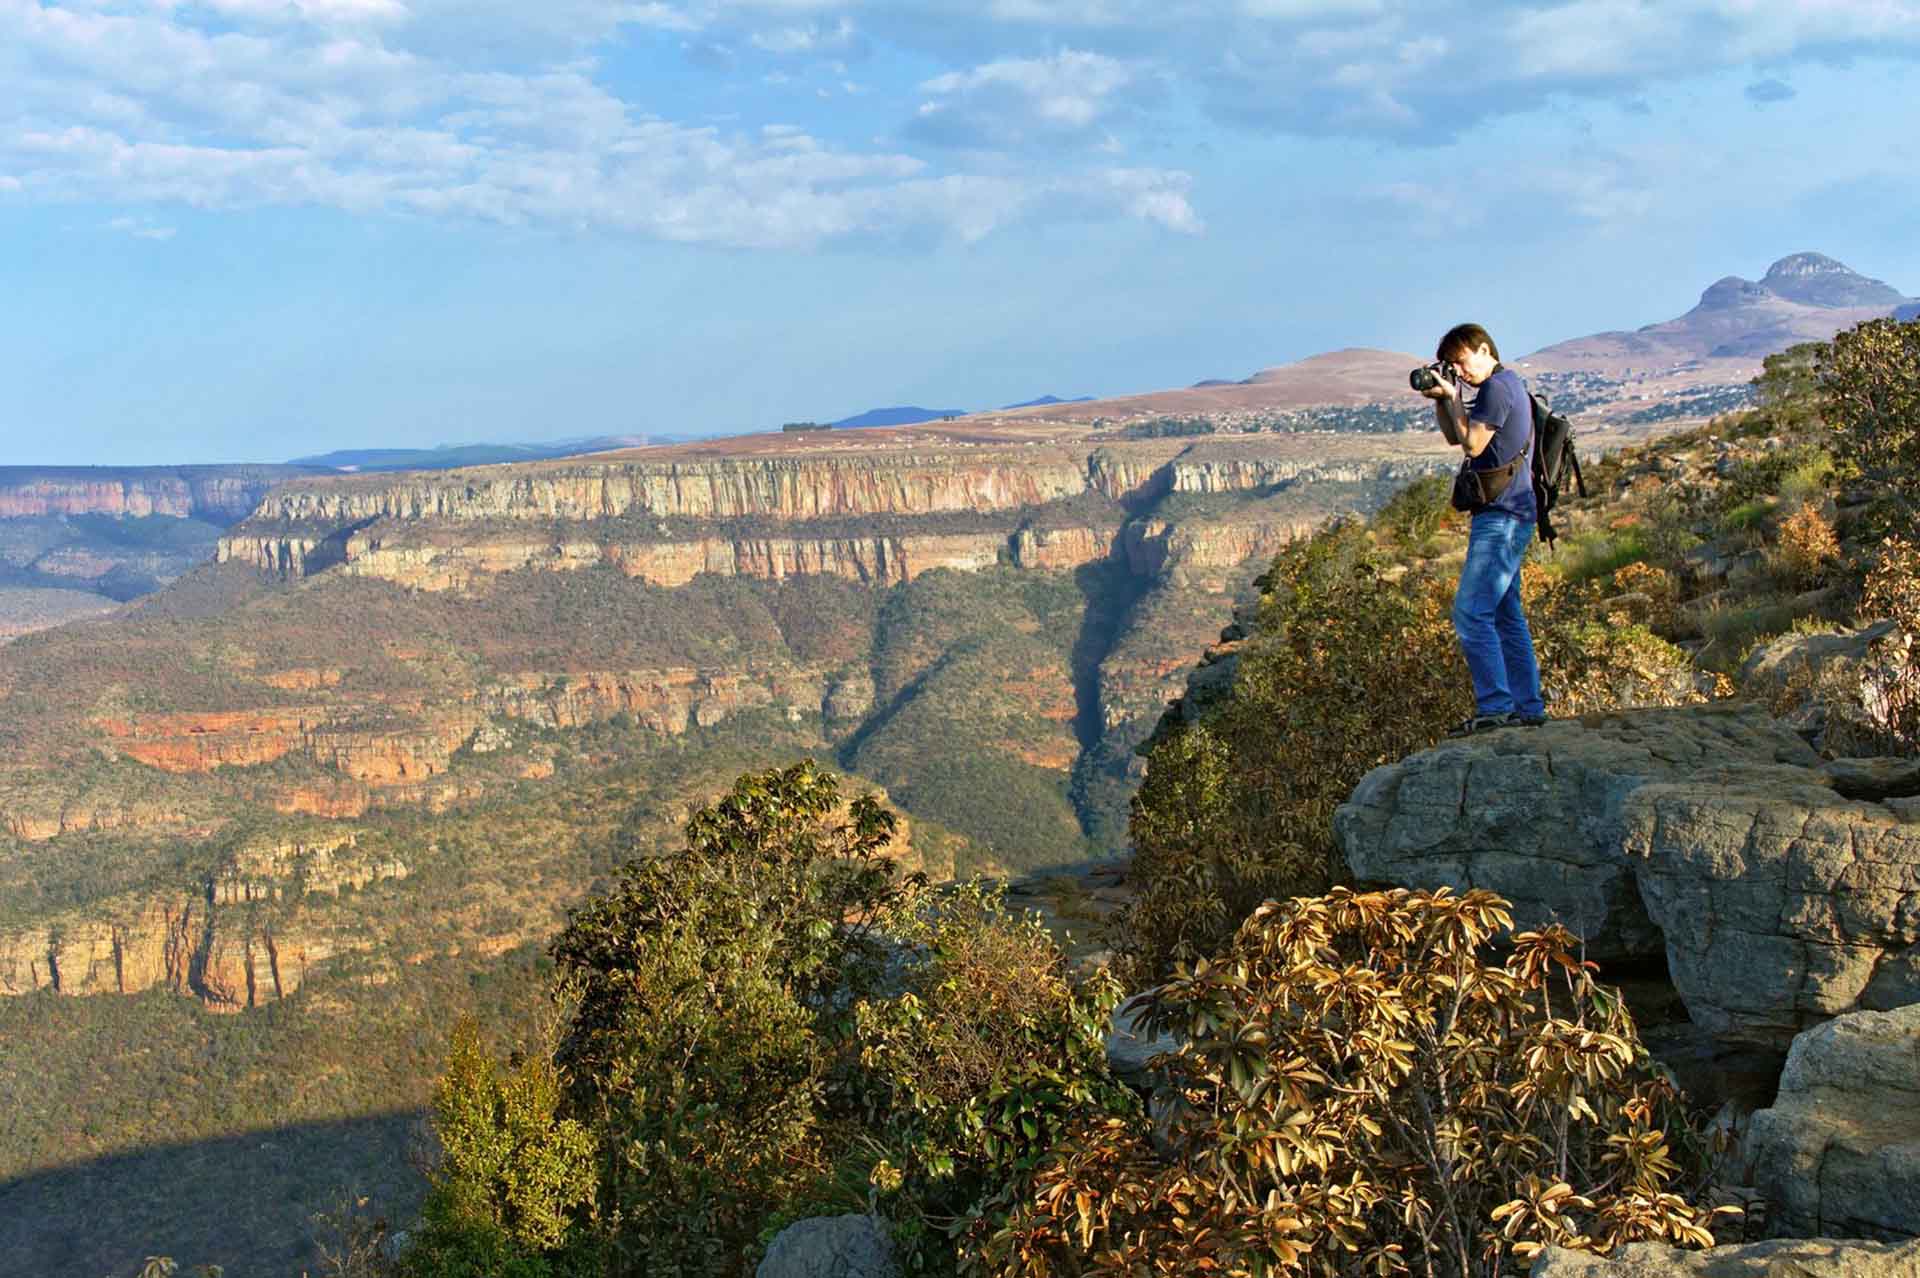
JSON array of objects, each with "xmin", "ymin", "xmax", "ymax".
[
  {"xmin": 547, "ymin": 761, "xmax": 906, "ymax": 1276},
  {"xmin": 1819, "ymin": 317, "xmax": 1920, "ymax": 534}
]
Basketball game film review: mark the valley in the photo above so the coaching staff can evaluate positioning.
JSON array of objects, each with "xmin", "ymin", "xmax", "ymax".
[{"xmin": 0, "ymin": 251, "xmax": 1913, "ymax": 1274}]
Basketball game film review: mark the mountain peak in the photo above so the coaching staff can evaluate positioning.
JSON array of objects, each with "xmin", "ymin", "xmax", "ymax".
[{"xmin": 1758, "ymin": 252, "xmax": 1907, "ymax": 309}]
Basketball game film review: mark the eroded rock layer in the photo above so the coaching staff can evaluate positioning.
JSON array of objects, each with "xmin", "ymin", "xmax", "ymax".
[{"xmin": 1334, "ymin": 704, "xmax": 1920, "ymax": 1047}]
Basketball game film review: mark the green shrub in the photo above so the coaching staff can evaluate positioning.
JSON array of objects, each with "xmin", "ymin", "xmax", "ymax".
[
  {"xmin": 1776, "ymin": 452, "xmax": 1836, "ymax": 506},
  {"xmin": 1718, "ymin": 499, "xmax": 1771, "ymax": 535},
  {"xmin": 852, "ymin": 881, "xmax": 1136, "ymax": 1270},
  {"xmin": 1820, "ymin": 317, "xmax": 1920, "ymax": 535},
  {"xmin": 1716, "ymin": 443, "xmax": 1832, "ymax": 515},
  {"xmin": 1373, "ymin": 474, "xmax": 1455, "ymax": 553},
  {"xmin": 548, "ymin": 762, "xmax": 907, "ymax": 1277},
  {"xmin": 1557, "ymin": 529, "xmax": 1651, "ymax": 584},
  {"xmin": 414, "ymin": 1017, "xmax": 597, "ymax": 1254},
  {"xmin": 1119, "ymin": 525, "xmax": 1469, "ymax": 985}
]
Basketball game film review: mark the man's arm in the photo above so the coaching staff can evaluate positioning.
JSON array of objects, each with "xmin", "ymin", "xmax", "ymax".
[{"xmin": 1427, "ymin": 386, "xmax": 1493, "ymax": 454}]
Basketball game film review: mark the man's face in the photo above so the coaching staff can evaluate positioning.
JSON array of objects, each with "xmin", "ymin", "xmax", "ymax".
[{"xmin": 1446, "ymin": 343, "xmax": 1499, "ymax": 386}]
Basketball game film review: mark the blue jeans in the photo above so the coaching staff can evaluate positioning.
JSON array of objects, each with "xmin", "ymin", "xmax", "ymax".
[{"xmin": 1453, "ymin": 511, "xmax": 1545, "ymax": 718}]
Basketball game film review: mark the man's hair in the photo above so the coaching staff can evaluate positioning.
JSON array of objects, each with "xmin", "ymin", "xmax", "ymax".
[{"xmin": 1437, "ymin": 323, "xmax": 1500, "ymax": 363}]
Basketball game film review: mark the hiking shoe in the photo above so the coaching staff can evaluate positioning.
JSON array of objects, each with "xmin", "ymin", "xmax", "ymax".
[
  {"xmin": 1446, "ymin": 712, "xmax": 1519, "ymax": 738},
  {"xmin": 1516, "ymin": 712, "xmax": 1549, "ymax": 727}
]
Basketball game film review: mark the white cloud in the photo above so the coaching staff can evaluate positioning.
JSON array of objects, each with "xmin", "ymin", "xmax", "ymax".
[
  {"xmin": 10, "ymin": 0, "xmax": 1918, "ymax": 248},
  {"xmin": 749, "ymin": 15, "xmax": 857, "ymax": 53},
  {"xmin": 0, "ymin": 0, "xmax": 1195, "ymax": 246},
  {"xmin": 912, "ymin": 49, "xmax": 1155, "ymax": 149},
  {"xmin": 106, "ymin": 213, "xmax": 177, "ymax": 239},
  {"xmin": 667, "ymin": 1, "xmax": 1920, "ymax": 140}
]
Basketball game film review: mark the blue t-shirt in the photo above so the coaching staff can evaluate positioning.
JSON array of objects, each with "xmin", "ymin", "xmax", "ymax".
[{"xmin": 1467, "ymin": 367, "xmax": 1536, "ymax": 522}]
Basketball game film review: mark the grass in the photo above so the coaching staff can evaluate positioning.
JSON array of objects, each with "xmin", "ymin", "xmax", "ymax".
[
  {"xmin": 1696, "ymin": 595, "xmax": 1802, "ymax": 674},
  {"xmin": 1556, "ymin": 529, "xmax": 1652, "ymax": 584},
  {"xmin": 1720, "ymin": 499, "xmax": 1773, "ymax": 534}
]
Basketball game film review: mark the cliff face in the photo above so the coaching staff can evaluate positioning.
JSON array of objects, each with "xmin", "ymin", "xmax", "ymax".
[
  {"xmin": 0, "ymin": 831, "xmax": 405, "ymax": 1008},
  {"xmin": 0, "ymin": 467, "xmax": 314, "ymax": 524},
  {"xmin": 232, "ymin": 453, "xmax": 1096, "ymax": 528},
  {"xmin": 218, "ymin": 444, "xmax": 1452, "ymax": 591},
  {"xmin": 79, "ymin": 666, "xmax": 825, "ymax": 791}
]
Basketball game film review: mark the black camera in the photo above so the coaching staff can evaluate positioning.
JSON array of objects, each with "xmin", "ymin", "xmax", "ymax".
[{"xmin": 1409, "ymin": 362, "xmax": 1454, "ymax": 393}]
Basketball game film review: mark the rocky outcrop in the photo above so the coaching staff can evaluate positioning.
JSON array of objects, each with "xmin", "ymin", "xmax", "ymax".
[
  {"xmin": 1746, "ymin": 1003, "xmax": 1920, "ymax": 1240},
  {"xmin": 216, "ymin": 444, "xmax": 1449, "ymax": 589},
  {"xmin": 477, "ymin": 667, "xmax": 827, "ymax": 735},
  {"xmin": 756, "ymin": 1214, "xmax": 898, "ymax": 1278},
  {"xmin": 1334, "ymin": 705, "xmax": 1920, "ymax": 1047},
  {"xmin": 95, "ymin": 706, "xmax": 484, "ymax": 783},
  {"xmin": 1531, "ymin": 1237, "xmax": 1920, "ymax": 1278},
  {"xmin": 1741, "ymin": 620, "xmax": 1907, "ymax": 754},
  {"xmin": 74, "ymin": 665, "xmax": 824, "ymax": 802},
  {"xmin": 0, "ymin": 466, "xmax": 310, "ymax": 523},
  {"xmin": 0, "ymin": 831, "xmax": 404, "ymax": 1008},
  {"xmin": 234, "ymin": 453, "xmax": 1098, "ymax": 530},
  {"xmin": 318, "ymin": 528, "xmax": 1018, "ymax": 592}
]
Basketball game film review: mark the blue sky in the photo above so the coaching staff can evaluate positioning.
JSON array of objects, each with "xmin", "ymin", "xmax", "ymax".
[{"xmin": 3, "ymin": 1, "xmax": 1918, "ymax": 466}]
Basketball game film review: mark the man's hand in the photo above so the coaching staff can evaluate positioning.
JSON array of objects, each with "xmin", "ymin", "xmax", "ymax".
[{"xmin": 1419, "ymin": 377, "xmax": 1457, "ymax": 402}]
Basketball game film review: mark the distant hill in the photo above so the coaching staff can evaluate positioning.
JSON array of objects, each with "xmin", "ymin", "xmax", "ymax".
[
  {"xmin": 291, "ymin": 436, "xmax": 650, "ymax": 472},
  {"xmin": 833, "ymin": 407, "xmax": 967, "ymax": 429},
  {"xmin": 984, "ymin": 348, "xmax": 1424, "ymax": 427},
  {"xmin": 1526, "ymin": 252, "xmax": 1916, "ymax": 370},
  {"xmin": 1896, "ymin": 302, "xmax": 1920, "ymax": 323},
  {"xmin": 1000, "ymin": 395, "xmax": 1094, "ymax": 410}
]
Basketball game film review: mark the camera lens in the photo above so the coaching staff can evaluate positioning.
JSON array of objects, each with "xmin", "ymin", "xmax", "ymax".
[{"xmin": 1410, "ymin": 366, "xmax": 1439, "ymax": 392}]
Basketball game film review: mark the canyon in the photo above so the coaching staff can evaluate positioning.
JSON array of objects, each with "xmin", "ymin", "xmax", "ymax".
[{"xmin": 1, "ymin": 424, "xmax": 1466, "ymax": 1046}]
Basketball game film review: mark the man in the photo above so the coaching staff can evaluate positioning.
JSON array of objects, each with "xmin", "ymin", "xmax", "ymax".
[{"xmin": 1418, "ymin": 323, "xmax": 1546, "ymax": 735}]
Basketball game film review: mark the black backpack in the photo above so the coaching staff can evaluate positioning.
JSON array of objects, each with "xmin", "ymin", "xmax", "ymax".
[{"xmin": 1527, "ymin": 392, "xmax": 1586, "ymax": 547}]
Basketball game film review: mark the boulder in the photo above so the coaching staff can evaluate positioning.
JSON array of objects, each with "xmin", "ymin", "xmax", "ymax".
[
  {"xmin": 1741, "ymin": 621, "xmax": 1903, "ymax": 752},
  {"xmin": 757, "ymin": 1214, "xmax": 898, "ymax": 1278},
  {"xmin": 1529, "ymin": 1237, "xmax": 1920, "ymax": 1277},
  {"xmin": 1105, "ymin": 992, "xmax": 1181, "ymax": 1088},
  {"xmin": 1824, "ymin": 755, "xmax": 1920, "ymax": 803},
  {"xmin": 1745, "ymin": 1003, "xmax": 1920, "ymax": 1240},
  {"xmin": 1742, "ymin": 621, "xmax": 1897, "ymax": 698},
  {"xmin": 1334, "ymin": 704, "xmax": 1920, "ymax": 1047}
]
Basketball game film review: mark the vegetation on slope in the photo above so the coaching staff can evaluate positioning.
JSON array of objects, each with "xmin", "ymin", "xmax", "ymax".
[{"xmin": 1121, "ymin": 318, "xmax": 1920, "ymax": 985}]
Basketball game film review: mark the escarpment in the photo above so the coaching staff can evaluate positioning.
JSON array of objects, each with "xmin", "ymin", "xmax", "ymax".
[
  {"xmin": 217, "ymin": 440, "xmax": 1453, "ymax": 589},
  {"xmin": 0, "ymin": 466, "xmax": 315, "ymax": 523}
]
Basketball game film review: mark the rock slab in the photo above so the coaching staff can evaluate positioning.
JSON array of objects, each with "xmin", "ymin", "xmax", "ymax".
[
  {"xmin": 1334, "ymin": 705, "xmax": 1920, "ymax": 1046},
  {"xmin": 757, "ymin": 1214, "xmax": 899, "ymax": 1278},
  {"xmin": 1746, "ymin": 1003, "xmax": 1920, "ymax": 1241},
  {"xmin": 1530, "ymin": 1236, "xmax": 1920, "ymax": 1277}
]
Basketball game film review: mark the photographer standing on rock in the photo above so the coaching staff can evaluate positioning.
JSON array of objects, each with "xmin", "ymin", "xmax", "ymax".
[{"xmin": 1414, "ymin": 323, "xmax": 1547, "ymax": 736}]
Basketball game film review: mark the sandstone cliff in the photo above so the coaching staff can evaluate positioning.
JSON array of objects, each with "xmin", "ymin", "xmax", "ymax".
[
  {"xmin": 0, "ymin": 466, "xmax": 316, "ymax": 524},
  {"xmin": 0, "ymin": 829, "xmax": 405, "ymax": 1007},
  {"xmin": 218, "ymin": 441, "xmax": 1452, "ymax": 590}
]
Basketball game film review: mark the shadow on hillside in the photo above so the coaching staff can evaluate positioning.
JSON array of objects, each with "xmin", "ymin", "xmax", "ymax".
[{"xmin": 0, "ymin": 1110, "xmax": 426, "ymax": 1278}]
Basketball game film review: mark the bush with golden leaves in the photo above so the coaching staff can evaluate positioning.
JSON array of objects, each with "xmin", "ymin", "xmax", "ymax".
[
  {"xmin": 1524, "ymin": 565, "xmax": 1709, "ymax": 716},
  {"xmin": 1119, "ymin": 526, "xmax": 1468, "ymax": 985},
  {"xmin": 1600, "ymin": 562, "xmax": 1679, "ymax": 631},
  {"xmin": 981, "ymin": 889, "xmax": 1729, "ymax": 1278},
  {"xmin": 1770, "ymin": 504, "xmax": 1841, "ymax": 590}
]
